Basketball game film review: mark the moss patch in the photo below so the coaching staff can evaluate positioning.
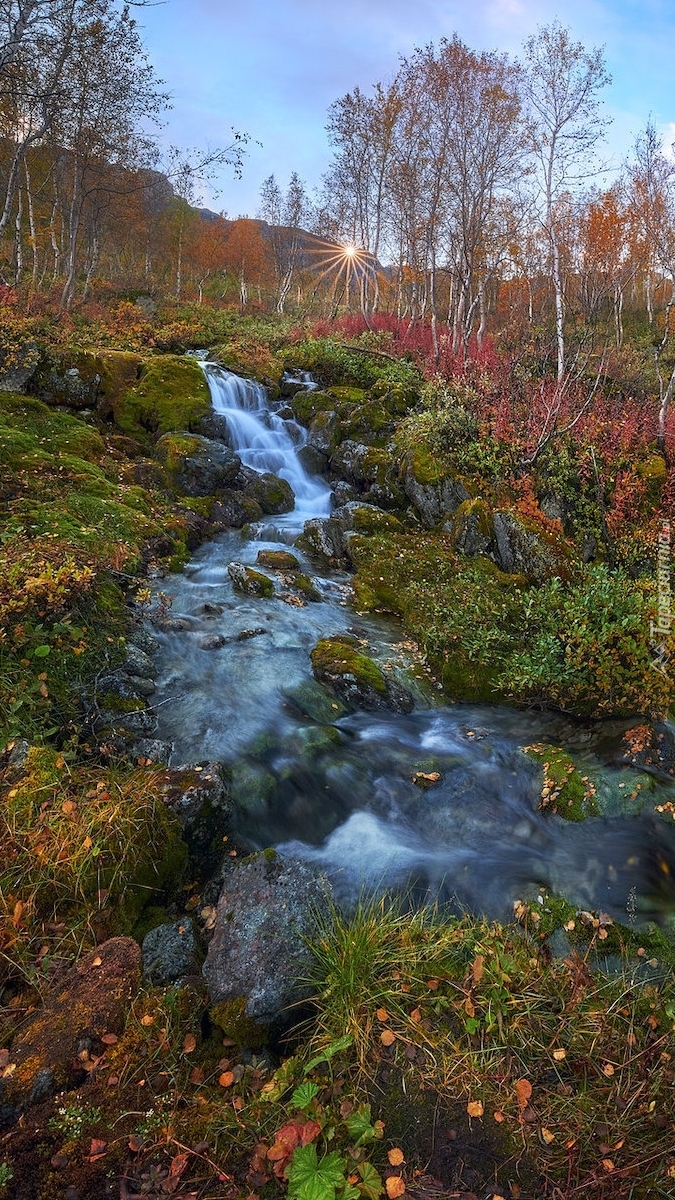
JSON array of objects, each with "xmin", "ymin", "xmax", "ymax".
[
  {"xmin": 114, "ymin": 354, "xmax": 211, "ymax": 439},
  {"xmin": 524, "ymin": 744, "xmax": 599, "ymax": 820}
]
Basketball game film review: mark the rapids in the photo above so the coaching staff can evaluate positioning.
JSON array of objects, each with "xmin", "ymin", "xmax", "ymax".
[{"xmin": 149, "ymin": 364, "xmax": 675, "ymax": 925}]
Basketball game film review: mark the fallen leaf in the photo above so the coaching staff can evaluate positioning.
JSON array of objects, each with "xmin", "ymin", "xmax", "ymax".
[
  {"xmin": 552, "ymin": 1048, "xmax": 566, "ymax": 1061},
  {"xmin": 189, "ymin": 1067, "xmax": 205, "ymax": 1085},
  {"xmin": 388, "ymin": 1149, "xmax": 405, "ymax": 1166},
  {"xmin": 467, "ymin": 1100, "xmax": 484, "ymax": 1118},
  {"xmin": 169, "ymin": 1153, "xmax": 190, "ymax": 1182},
  {"xmin": 540, "ymin": 1128, "xmax": 555, "ymax": 1145},
  {"xmin": 140, "ymin": 1014, "xmax": 154, "ymax": 1027},
  {"xmin": 376, "ymin": 1007, "xmax": 389, "ymax": 1022},
  {"xmin": 602, "ymin": 1062, "xmax": 615, "ymax": 1078},
  {"xmin": 61, "ymin": 799, "xmax": 76, "ymax": 816},
  {"xmin": 381, "ymin": 1029, "xmax": 396, "ymax": 1047},
  {"xmin": 88, "ymin": 1138, "xmax": 107, "ymax": 1162},
  {"xmin": 602, "ymin": 1159, "xmax": 615, "ymax": 1172},
  {"xmin": 92, "ymin": 956, "xmax": 102, "ymax": 967},
  {"xmin": 515, "ymin": 1079, "xmax": 533, "ymax": 1111},
  {"xmin": 493, "ymin": 1111, "xmax": 505, "ymax": 1123},
  {"xmin": 471, "ymin": 954, "xmax": 485, "ymax": 985},
  {"xmin": 219, "ymin": 1070, "xmax": 235, "ymax": 1088},
  {"xmin": 101, "ymin": 1032, "xmax": 118, "ymax": 1046},
  {"xmin": 409, "ymin": 1008, "xmax": 422, "ymax": 1024},
  {"xmin": 183, "ymin": 1034, "xmax": 197, "ymax": 1054},
  {"xmin": 426, "ymin": 979, "xmax": 439, "ymax": 991},
  {"xmin": 385, "ymin": 1176, "xmax": 406, "ymax": 1199}
]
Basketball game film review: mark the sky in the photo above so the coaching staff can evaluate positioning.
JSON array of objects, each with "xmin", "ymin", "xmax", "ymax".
[{"xmin": 137, "ymin": 0, "xmax": 675, "ymax": 219}]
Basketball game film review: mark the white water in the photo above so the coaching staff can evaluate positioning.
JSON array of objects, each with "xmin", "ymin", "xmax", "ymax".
[{"xmin": 201, "ymin": 364, "xmax": 331, "ymax": 525}]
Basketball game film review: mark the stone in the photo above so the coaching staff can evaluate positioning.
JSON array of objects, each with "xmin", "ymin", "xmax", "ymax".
[
  {"xmin": 297, "ymin": 517, "xmax": 348, "ymax": 565},
  {"xmin": 297, "ymin": 444, "xmax": 329, "ymax": 475},
  {"xmin": 202, "ymin": 853, "xmax": 330, "ymax": 1027},
  {"xmin": 124, "ymin": 644, "xmax": 155, "ymax": 678},
  {"xmin": 403, "ymin": 469, "xmax": 470, "ymax": 527},
  {"xmin": 0, "ymin": 938, "xmax": 141, "ymax": 1128},
  {"xmin": 311, "ymin": 635, "xmax": 414, "ymax": 714},
  {"xmin": 492, "ymin": 511, "xmax": 556, "ymax": 584},
  {"xmin": 158, "ymin": 761, "xmax": 232, "ymax": 852},
  {"xmin": 142, "ymin": 919, "xmax": 199, "ymax": 984},
  {"xmin": 131, "ymin": 738, "xmax": 173, "ymax": 765},
  {"xmin": 209, "ymin": 493, "xmax": 264, "ymax": 528},
  {"xmin": 243, "ymin": 470, "xmax": 295, "ymax": 515},
  {"xmin": 154, "ymin": 432, "xmax": 241, "ymax": 497},
  {"xmin": 194, "ymin": 411, "xmax": 232, "ymax": 445},
  {"xmin": 227, "ymin": 562, "xmax": 275, "ymax": 598}
]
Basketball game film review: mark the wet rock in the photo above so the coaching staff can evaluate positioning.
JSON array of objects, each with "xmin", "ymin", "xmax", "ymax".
[
  {"xmin": 243, "ymin": 470, "xmax": 295, "ymax": 515},
  {"xmin": 3, "ymin": 738, "xmax": 30, "ymax": 777},
  {"xmin": 123, "ymin": 643, "xmax": 155, "ymax": 678},
  {"xmin": 446, "ymin": 498, "xmax": 495, "ymax": 559},
  {"xmin": 126, "ymin": 674, "xmax": 156, "ymax": 697},
  {"xmin": 32, "ymin": 349, "xmax": 100, "ymax": 407},
  {"xmin": 142, "ymin": 919, "xmax": 200, "ymax": 984},
  {"xmin": 209, "ymin": 493, "xmax": 264, "ymax": 528},
  {"xmin": 96, "ymin": 671, "xmax": 146, "ymax": 703},
  {"xmin": 194, "ymin": 411, "xmax": 232, "ymax": 444},
  {"xmin": 198, "ymin": 634, "xmax": 230, "ymax": 650},
  {"xmin": 128, "ymin": 629, "xmax": 160, "ymax": 656},
  {"xmin": 297, "ymin": 516, "xmax": 348, "ymax": 565},
  {"xmin": 158, "ymin": 761, "xmax": 233, "ymax": 855},
  {"xmin": 311, "ymin": 635, "xmax": 413, "ymax": 714},
  {"xmin": 227, "ymin": 562, "xmax": 275, "ymax": 598},
  {"xmin": 257, "ymin": 549, "xmax": 301, "ymax": 572},
  {"xmin": 154, "ymin": 432, "xmax": 241, "ymax": 497},
  {"xmin": 131, "ymin": 738, "xmax": 173, "ymax": 765},
  {"xmin": 332, "ymin": 480, "xmax": 359, "ymax": 507},
  {"xmin": 307, "ymin": 410, "xmax": 338, "ymax": 455},
  {"xmin": 0, "ymin": 938, "xmax": 141, "ymax": 1128},
  {"xmin": 97, "ymin": 708, "xmax": 157, "ymax": 737},
  {"xmin": 297, "ymin": 444, "xmax": 329, "ymax": 475},
  {"xmin": 200, "ymin": 602, "xmax": 225, "ymax": 616},
  {"xmin": 202, "ymin": 853, "xmax": 330, "ymax": 1028},
  {"xmin": 230, "ymin": 760, "xmax": 277, "ymax": 815},
  {"xmin": 282, "ymin": 680, "xmax": 348, "ymax": 723}
]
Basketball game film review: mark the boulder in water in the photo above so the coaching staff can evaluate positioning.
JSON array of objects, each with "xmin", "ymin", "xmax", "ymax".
[
  {"xmin": 227, "ymin": 561, "xmax": 275, "ymax": 598},
  {"xmin": 311, "ymin": 634, "xmax": 413, "ymax": 714}
]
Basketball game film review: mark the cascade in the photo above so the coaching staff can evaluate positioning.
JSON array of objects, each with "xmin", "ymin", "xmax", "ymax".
[
  {"xmin": 148, "ymin": 367, "xmax": 675, "ymax": 924},
  {"xmin": 201, "ymin": 364, "xmax": 330, "ymax": 525}
]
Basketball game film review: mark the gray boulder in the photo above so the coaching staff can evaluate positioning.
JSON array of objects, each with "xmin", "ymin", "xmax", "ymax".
[
  {"xmin": 202, "ymin": 853, "xmax": 330, "ymax": 1026},
  {"xmin": 492, "ymin": 511, "xmax": 556, "ymax": 583},
  {"xmin": 142, "ymin": 919, "xmax": 199, "ymax": 984},
  {"xmin": 403, "ymin": 469, "xmax": 470, "ymax": 527}
]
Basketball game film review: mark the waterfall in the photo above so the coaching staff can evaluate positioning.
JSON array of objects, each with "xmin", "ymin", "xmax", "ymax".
[{"xmin": 201, "ymin": 364, "xmax": 331, "ymax": 522}]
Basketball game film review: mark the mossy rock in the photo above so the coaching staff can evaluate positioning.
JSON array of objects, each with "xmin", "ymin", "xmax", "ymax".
[
  {"xmin": 349, "ymin": 506, "xmax": 403, "ymax": 536},
  {"xmin": 282, "ymin": 679, "xmax": 348, "ymax": 722},
  {"xmin": 154, "ymin": 432, "xmax": 240, "ymax": 497},
  {"xmin": 114, "ymin": 355, "xmax": 211, "ymax": 439},
  {"xmin": 293, "ymin": 572, "xmax": 322, "ymax": 601},
  {"xmin": 209, "ymin": 997, "xmax": 268, "ymax": 1050},
  {"xmin": 209, "ymin": 344, "xmax": 284, "ymax": 387},
  {"xmin": 244, "ymin": 471, "xmax": 295, "ymax": 514},
  {"xmin": 310, "ymin": 634, "xmax": 413, "ymax": 713},
  {"xmin": 524, "ymin": 745, "xmax": 598, "ymax": 821},
  {"xmin": 227, "ymin": 562, "xmax": 275, "ymax": 598},
  {"xmin": 256, "ymin": 549, "xmax": 301, "ymax": 571},
  {"xmin": 290, "ymin": 389, "xmax": 337, "ymax": 425},
  {"xmin": 451, "ymin": 497, "xmax": 495, "ymax": 557}
]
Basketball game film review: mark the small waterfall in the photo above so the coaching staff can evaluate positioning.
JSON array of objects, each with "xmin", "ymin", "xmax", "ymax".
[{"xmin": 201, "ymin": 364, "xmax": 331, "ymax": 523}]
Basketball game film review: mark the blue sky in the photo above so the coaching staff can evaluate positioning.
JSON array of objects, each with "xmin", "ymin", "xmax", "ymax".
[{"xmin": 138, "ymin": 0, "xmax": 675, "ymax": 218}]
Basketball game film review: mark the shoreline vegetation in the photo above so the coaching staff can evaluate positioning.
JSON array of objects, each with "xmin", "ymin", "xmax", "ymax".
[{"xmin": 1, "ymin": 305, "xmax": 675, "ymax": 1198}]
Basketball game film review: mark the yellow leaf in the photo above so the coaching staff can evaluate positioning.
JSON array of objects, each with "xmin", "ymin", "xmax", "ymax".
[
  {"xmin": 553, "ymin": 1048, "xmax": 567, "ymax": 1061},
  {"xmin": 387, "ymin": 1149, "xmax": 405, "ymax": 1167},
  {"xmin": 541, "ymin": 1128, "xmax": 555, "ymax": 1145},
  {"xmin": 602, "ymin": 1062, "xmax": 615, "ymax": 1077},
  {"xmin": 602, "ymin": 1159, "xmax": 615, "ymax": 1172},
  {"xmin": 493, "ymin": 1111, "xmax": 505, "ymax": 1123},
  {"xmin": 140, "ymin": 1014, "xmax": 154, "ymax": 1027},
  {"xmin": 467, "ymin": 1100, "xmax": 484, "ymax": 1118},
  {"xmin": 385, "ymin": 1177, "xmax": 405, "ymax": 1199}
]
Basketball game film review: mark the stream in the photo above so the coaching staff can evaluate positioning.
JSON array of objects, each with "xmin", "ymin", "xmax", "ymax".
[{"xmin": 149, "ymin": 364, "xmax": 675, "ymax": 926}]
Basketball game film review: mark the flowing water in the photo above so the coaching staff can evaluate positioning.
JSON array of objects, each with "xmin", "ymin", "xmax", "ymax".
[{"xmin": 150, "ymin": 365, "xmax": 675, "ymax": 925}]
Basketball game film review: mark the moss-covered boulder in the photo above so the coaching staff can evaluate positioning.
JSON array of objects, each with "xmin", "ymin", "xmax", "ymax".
[
  {"xmin": 32, "ymin": 347, "xmax": 103, "ymax": 409},
  {"xmin": 227, "ymin": 561, "xmax": 275, "ymax": 597},
  {"xmin": 154, "ymin": 432, "xmax": 241, "ymax": 496},
  {"xmin": 492, "ymin": 510, "xmax": 565, "ymax": 584},
  {"xmin": 402, "ymin": 448, "xmax": 470, "ymax": 525},
  {"xmin": 114, "ymin": 354, "xmax": 211, "ymax": 438},
  {"xmin": 243, "ymin": 469, "xmax": 295, "ymax": 514},
  {"xmin": 210, "ymin": 493, "xmax": 264, "ymax": 528},
  {"xmin": 450, "ymin": 498, "xmax": 495, "ymax": 558},
  {"xmin": 524, "ymin": 745, "xmax": 599, "ymax": 821},
  {"xmin": 256, "ymin": 549, "xmax": 301, "ymax": 571},
  {"xmin": 310, "ymin": 634, "xmax": 413, "ymax": 713}
]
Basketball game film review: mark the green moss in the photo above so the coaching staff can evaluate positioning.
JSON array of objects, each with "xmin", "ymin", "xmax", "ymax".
[
  {"xmin": 209, "ymin": 997, "xmax": 268, "ymax": 1049},
  {"xmin": 294, "ymin": 572, "xmax": 321, "ymax": 601},
  {"xmin": 637, "ymin": 453, "xmax": 668, "ymax": 503},
  {"xmin": 350, "ymin": 508, "xmax": 403, "ymax": 536},
  {"xmin": 115, "ymin": 354, "xmax": 211, "ymax": 438},
  {"xmin": 452, "ymin": 497, "xmax": 494, "ymax": 540},
  {"xmin": 525, "ymin": 745, "xmax": 598, "ymax": 821},
  {"xmin": 290, "ymin": 390, "xmax": 336, "ymax": 425},
  {"xmin": 311, "ymin": 635, "xmax": 389, "ymax": 697},
  {"xmin": 256, "ymin": 550, "xmax": 301, "ymax": 571}
]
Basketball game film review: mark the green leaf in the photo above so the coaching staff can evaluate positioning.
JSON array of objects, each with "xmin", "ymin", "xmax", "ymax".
[
  {"xmin": 33, "ymin": 645, "xmax": 51, "ymax": 658},
  {"xmin": 344, "ymin": 1105, "xmax": 380, "ymax": 1147},
  {"xmin": 304, "ymin": 1034, "xmax": 353, "ymax": 1074},
  {"xmin": 288, "ymin": 1145, "xmax": 347, "ymax": 1200},
  {"xmin": 292, "ymin": 1081, "xmax": 320, "ymax": 1110},
  {"xmin": 358, "ymin": 1161, "xmax": 384, "ymax": 1200}
]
